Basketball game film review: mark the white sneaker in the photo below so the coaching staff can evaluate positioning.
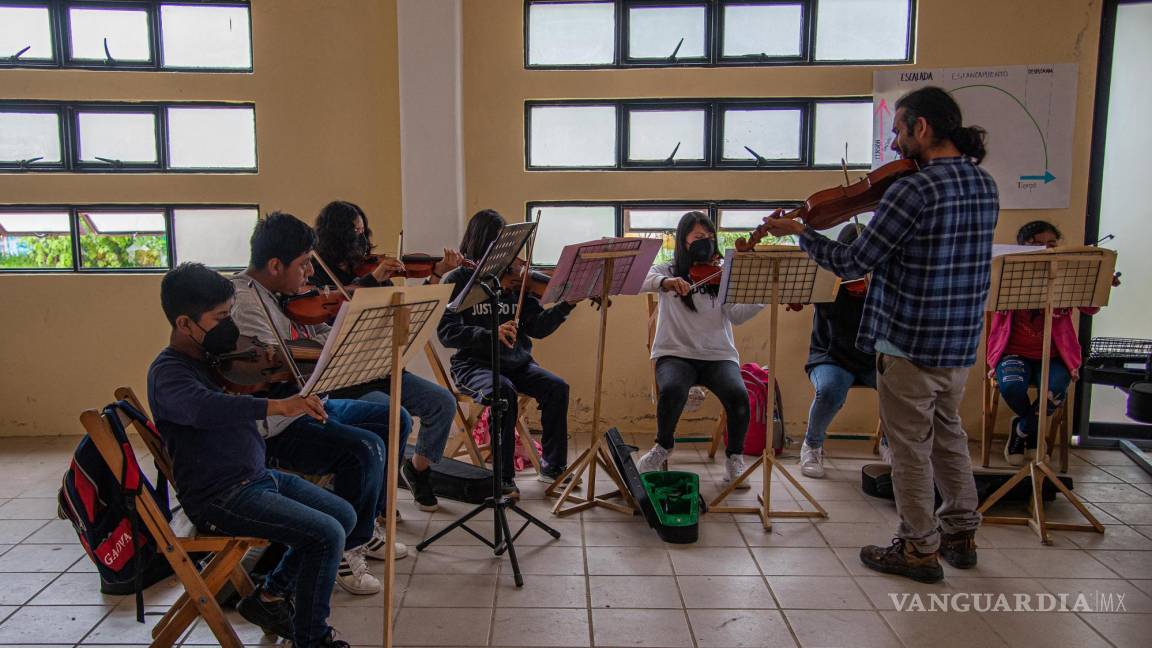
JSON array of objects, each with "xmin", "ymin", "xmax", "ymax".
[
  {"xmin": 724, "ymin": 454, "xmax": 751, "ymax": 489},
  {"xmin": 336, "ymin": 548, "xmax": 381, "ymax": 595},
  {"xmin": 362, "ymin": 518, "xmax": 409, "ymax": 561},
  {"xmin": 636, "ymin": 444, "xmax": 670, "ymax": 473},
  {"xmin": 878, "ymin": 437, "xmax": 893, "ymax": 466},
  {"xmin": 799, "ymin": 442, "xmax": 825, "ymax": 478}
]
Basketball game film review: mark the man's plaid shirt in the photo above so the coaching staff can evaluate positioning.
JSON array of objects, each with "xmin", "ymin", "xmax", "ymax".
[{"xmin": 799, "ymin": 156, "xmax": 999, "ymax": 368}]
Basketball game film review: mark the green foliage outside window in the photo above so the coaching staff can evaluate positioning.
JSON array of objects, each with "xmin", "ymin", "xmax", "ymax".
[{"xmin": 0, "ymin": 233, "xmax": 167, "ymax": 269}]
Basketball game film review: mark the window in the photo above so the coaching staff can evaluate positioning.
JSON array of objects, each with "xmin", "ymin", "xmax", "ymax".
[
  {"xmin": 527, "ymin": 201, "xmax": 800, "ymax": 266},
  {"xmin": 0, "ymin": 101, "xmax": 257, "ymax": 173},
  {"xmin": 0, "ymin": 5, "xmax": 54, "ymax": 62},
  {"xmin": 525, "ymin": 0, "xmax": 915, "ymax": 68},
  {"xmin": 526, "ymin": 1, "xmax": 615, "ymax": 66},
  {"xmin": 0, "ymin": 1, "xmax": 252, "ymax": 71},
  {"xmin": 527, "ymin": 98, "xmax": 870, "ymax": 170},
  {"xmin": 166, "ymin": 106, "xmax": 257, "ymax": 170},
  {"xmin": 528, "ymin": 104, "xmax": 617, "ymax": 168},
  {"xmin": 0, "ymin": 110, "xmax": 62, "ymax": 168},
  {"xmin": 0, "ymin": 205, "xmax": 258, "ymax": 272}
]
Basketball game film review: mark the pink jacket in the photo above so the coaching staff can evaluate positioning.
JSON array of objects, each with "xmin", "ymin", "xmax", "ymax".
[{"xmin": 986, "ymin": 307, "xmax": 1099, "ymax": 375}]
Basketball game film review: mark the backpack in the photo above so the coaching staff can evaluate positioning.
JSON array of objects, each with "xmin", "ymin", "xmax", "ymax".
[
  {"xmin": 58, "ymin": 400, "xmax": 174, "ymax": 622},
  {"xmin": 471, "ymin": 406, "xmax": 543, "ymax": 472},
  {"xmin": 725, "ymin": 363, "xmax": 785, "ymax": 456}
]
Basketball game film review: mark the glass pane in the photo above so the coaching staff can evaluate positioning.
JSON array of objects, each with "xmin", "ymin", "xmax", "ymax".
[
  {"xmin": 0, "ymin": 112, "xmax": 61, "ymax": 164},
  {"xmin": 0, "ymin": 212, "xmax": 73, "ymax": 270},
  {"xmin": 529, "ymin": 105, "xmax": 616, "ymax": 167},
  {"xmin": 626, "ymin": 208, "xmax": 703, "ymax": 231},
  {"xmin": 528, "ymin": 2, "xmax": 615, "ymax": 66},
  {"xmin": 815, "ymin": 0, "xmax": 910, "ymax": 61},
  {"xmin": 160, "ymin": 4, "xmax": 252, "ymax": 69},
  {"xmin": 77, "ymin": 112, "xmax": 158, "ymax": 164},
  {"xmin": 822, "ymin": 211, "xmax": 872, "ymax": 242},
  {"xmin": 0, "ymin": 6, "xmax": 54, "ymax": 60},
  {"xmin": 628, "ymin": 5, "xmax": 706, "ymax": 60},
  {"xmin": 174, "ymin": 208, "xmax": 258, "ymax": 267},
  {"xmin": 721, "ymin": 3, "xmax": 802, "ymax": 57},
  {"xmin": 167, "ymin": 106, "xmax": 256, "ymax": 169},
  {"xmin": 628, "ymin": 109, "xmax": 706, "ymax": 162},
  {"xmin": 69, "ymin": 7, "xmax": 152, "ymax": 62},
  {"xmin": 814, "ymin": 102, "xmax": 873, "ymax": 165},
  {"xmin": 721, "ymin": 108, "xmax": 801, "ymax": 161},
  {"xmin": 530, "ymin": 206, "xmax": 616, "ymax": 266},
  {"xmin": 78, "ymin": 210, "xmax": 168, "ymax": 269},
  {"xmin": 718, "ymin": 208, "xmax": 799, "ymax": 245}
]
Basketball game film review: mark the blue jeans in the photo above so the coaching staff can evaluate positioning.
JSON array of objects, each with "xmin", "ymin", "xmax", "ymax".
[
  {"xmin": 805, "ymin": 363, "xmax": 876, "ymax": 448},
  {"xmin": 995, "ymin": 355, "xmax": 1071, "ymax": 437},
  {"xmin": 354, "ymin": 372, "xmax": 455, "ymax": 463},
  {"xmin": 189, "ymin": 471, "xmax": 354, "ymax": 647},
  {"xmin": 267, "ymin": 398, "xmax": 411, "ymax": 550}
]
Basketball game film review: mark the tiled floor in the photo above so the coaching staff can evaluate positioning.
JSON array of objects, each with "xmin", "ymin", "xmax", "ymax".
[{"xmin": 1, "ymin": 434, "xmax": 1151, "ymax": 647}]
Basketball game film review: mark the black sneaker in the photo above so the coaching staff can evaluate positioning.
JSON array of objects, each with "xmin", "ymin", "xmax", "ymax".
[
  {"xmin": 537, "ymin": 464, "xmax": 575, "ymax": 485},
  {"xmin": 938, "ymin": 529, "xmax": 978, "ymax": 569},
  {"xmin": 316, "ymin": 628, "xmax": 351, "ymax": 647},
  {"xmin": 236, "ymin": 587, "xmax": 294, "ymax": 640},
  {"xmin": 402, "ymin": 459, "xmax": 439, "ymax": 512},
  {"xmin": 859, "ymin": 538, "xmax": 944, "ymax": 583},
  {"xmin": 501, "ymin": 478, "xmax": 520, "ymax": 498},
  {"xmin": 1004, "ymin": 417, "xmax": 1027, "ymax": 467}
]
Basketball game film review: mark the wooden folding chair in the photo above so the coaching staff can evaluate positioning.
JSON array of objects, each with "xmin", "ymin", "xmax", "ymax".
[
  {"xmin": 424, "ymin": 342, "xmax": 543, "ymax": 474},
  {"xmin": 981, "ymin": 372, "xmax": 1072, "ymax": 472},
  {"xmin": 80, "ymin": 404, "xmax": 269, "ymax": 648}
]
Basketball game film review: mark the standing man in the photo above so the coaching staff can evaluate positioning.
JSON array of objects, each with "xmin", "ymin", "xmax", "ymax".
[{"xmin": 762, "ymin": 87, "xmax": 998, "ymax": 583}]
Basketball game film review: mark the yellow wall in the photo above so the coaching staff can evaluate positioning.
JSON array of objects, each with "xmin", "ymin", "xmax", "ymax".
[
  {"xmin": 461, "ymin": 0, "xmax": 1105, "ymax": 438},
  {"xmin": 0, "ymin": 0, "xmax": 402, "ymax": 435}
]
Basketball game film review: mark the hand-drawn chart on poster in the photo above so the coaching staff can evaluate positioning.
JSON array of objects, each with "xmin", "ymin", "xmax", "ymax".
[{"xmin": 873, "ymin": 64, "xmax": 1078, "ymax": 209}]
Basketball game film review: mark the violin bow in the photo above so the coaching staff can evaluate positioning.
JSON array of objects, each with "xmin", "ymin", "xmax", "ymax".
[
  {"xmin": 309, "ymin": 251, "xmax": 353, "ymax": 301},
  {"xmin": 513, "ymin": 231, "xmax": 535, "ymax": 325},
  {"xmin": 249, "ymin": 280, "xmax": 307, "ymax": 390}
]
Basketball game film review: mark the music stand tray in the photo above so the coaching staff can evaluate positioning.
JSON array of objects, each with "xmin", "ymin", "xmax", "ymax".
[
  {"xmin": 543, "ymin": 237, "xmax": 662, "ymax": 516},
  {"xmin": 977, "ymin": 246, "xmax": 1115, "ymax": 544},
  {"xmin": 710, "ymin": 247, "xmax": 839, "ymax": 529}
]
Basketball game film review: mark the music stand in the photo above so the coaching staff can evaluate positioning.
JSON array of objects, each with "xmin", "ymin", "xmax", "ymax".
[
  {"xmin": 417, "ymin": 222, "xmax": 562, "ymax": 588},
  {"xmin": 709, "ymin": 246, "xmax": 838, "ymax": 529},
  {"xmin": 977, "ymin": 246, "xmax": 1115, "ymax": 544},
  {"xmin": 543, "ymin": 236, "xmax": 662, "ymax": 516},
  {"xmin": 290, "ymin": 283, "xmax": 450, "ymax": 648}
]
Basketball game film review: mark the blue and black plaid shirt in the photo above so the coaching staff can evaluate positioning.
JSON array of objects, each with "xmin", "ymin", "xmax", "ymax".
[{"xmin": 799, "ymin": 156, "xmax": 999, "ymax": 368}]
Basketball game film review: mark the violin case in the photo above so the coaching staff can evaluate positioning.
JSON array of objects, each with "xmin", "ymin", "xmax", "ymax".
[
  {"xmin": 605, "ymin": 427, "xmax": 706, "ymax": 543},
  {"xmin": 861, "ymin": 464, "xmax": 1072, "ymax": 505},
  {"xmin": 401, "ymin": 457, "xmax": 494, "ymax": 505}
]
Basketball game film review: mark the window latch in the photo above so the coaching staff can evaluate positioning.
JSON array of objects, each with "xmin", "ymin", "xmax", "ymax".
[
  {"xmin": 103, "ymin": 37, "xmax": 116, "ymax": 64},
  {"xmin": 16, "ymin": 156, "xmax": 44, "ymax": 169},
  {"xmin": 667, "ymin": 37, "xmax": 684, "ymax": 62},
  {"xmin": 743, "ymin": 146, "xmax": 769, "ymax": 167},
  {"xmin": 664, "ymin": 142, "xmax": 681, "ymax": 165},
  {"xmin": 94, "ymin": 156, "xmax": 124, "ymax": 168},
  {"xmin": 8, "ymin": 45, "xmax": 31, "ymax": 61}
]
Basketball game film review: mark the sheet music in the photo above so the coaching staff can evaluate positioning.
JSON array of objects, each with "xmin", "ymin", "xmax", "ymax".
[
  {"xmin": 718, "ymin": 247, "xmax": 839, "ymax": 305},
  {"xmin": 541, "ymin": 237, "xmax": 661, "ymax": 304}
]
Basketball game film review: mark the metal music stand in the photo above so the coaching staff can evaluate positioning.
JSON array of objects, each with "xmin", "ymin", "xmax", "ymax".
[
  {"xmin": 977, "ymin": 246, "xmax": 1116, "ymax": 544},
  {"xmin": 543, "ymin": 236, "xmax": 662, "ymax": 516},
  {"xmin": 289, "ymin": 283, "xmax": 450, "ymax": 648},
  {"xmin": 417, "ymin": 222, "xmax": 562, "ymax": 588},
  {"xmin": 709, "ymin": 247, "xmax": 838, "ymax": 528}
]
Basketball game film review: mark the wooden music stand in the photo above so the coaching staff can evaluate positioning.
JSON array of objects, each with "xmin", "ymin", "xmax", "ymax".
[
  {"xmin": 544, "ymin": 237, "xmax": 662, "ymax": 516},
  {"xmin": 299, "ymin": 283, "xmax": 450, "ymax": 648},
  {"xmin": 709, "ymin": 246, "xmax": 838, "ymax": 528},
  {"xmin": 977, "ymin": 246, "xmax": 1116, "ymax": 544}
]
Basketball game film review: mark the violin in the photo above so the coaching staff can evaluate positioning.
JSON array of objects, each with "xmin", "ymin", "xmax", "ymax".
[
  {"xmin": 688, "ymin": 257, "xmax": 724, "ymax": 290},
  {"xmin": 208, "ymin": 336, "xmax": 319, "ymax": 394},
  {"xmin": 500, "ymin": 257, "xmax": 551, "ymax": 298},
  {"xmin": 354, "ymin": 253, "xmax": 445, "ymax": 280},
  {"xmin": 736, "ymin": 159, "xmax": 920, "ymax": 250},
  {"xmin": 281, "ymin": 286, "xmax": 351, "ymax": 326}
]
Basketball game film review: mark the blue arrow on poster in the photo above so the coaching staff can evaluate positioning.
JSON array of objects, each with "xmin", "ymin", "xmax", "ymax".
[{"xmin": 1019, "ymin": 171, "xmax": 1056, "ymax": 183}]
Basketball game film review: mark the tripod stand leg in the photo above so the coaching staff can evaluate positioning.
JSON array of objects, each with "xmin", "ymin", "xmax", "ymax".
[
  {"xmin": 416, "ymin": 500, "xmax": 491, "ymax": 551},
  {"xmin": 509, "ymin": 501, "xmax": 563, "ymax": 539},
  {"xmin": 495, "ymin": 506, "xmax": 524, "ymax": 587}
]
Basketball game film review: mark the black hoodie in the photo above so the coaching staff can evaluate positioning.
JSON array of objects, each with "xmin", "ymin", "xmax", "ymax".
[{"xmin": 437, "ymin": 267, "xmax": 576, "ymax": 371}]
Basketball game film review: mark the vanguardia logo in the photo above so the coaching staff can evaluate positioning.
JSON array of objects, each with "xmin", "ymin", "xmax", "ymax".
[{"xmin": 889, "ymin": 592, "xmax": 1127, "ymax": 613}]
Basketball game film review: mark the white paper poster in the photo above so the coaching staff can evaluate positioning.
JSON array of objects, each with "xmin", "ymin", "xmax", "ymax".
[{"xmin": 873, "ymin": 64, "xmax": 1078, "ymax": 209}]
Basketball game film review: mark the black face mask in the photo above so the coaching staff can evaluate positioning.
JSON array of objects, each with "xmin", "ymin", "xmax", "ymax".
[
  {"xmin": 195, "ymin": 317, "xmax": 240, "ymax": 356},
  {"xmin": 688, "ymin": 237, "xmax": 717, "ymax": 264}
]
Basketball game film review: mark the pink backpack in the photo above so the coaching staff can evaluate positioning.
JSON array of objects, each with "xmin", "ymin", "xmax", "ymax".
[
  {"xmin": 724, "ymin": 363, "xmax": 784, "ymax": 456},
  {"xmin": 471, "ymin": 406, "xmax": 543, "ymax": 472}
]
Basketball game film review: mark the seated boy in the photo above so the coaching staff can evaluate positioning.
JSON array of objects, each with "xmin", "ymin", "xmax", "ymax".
[{"xmin": 147, "ymin": 262, "xmax": 352, "ymax": 647}]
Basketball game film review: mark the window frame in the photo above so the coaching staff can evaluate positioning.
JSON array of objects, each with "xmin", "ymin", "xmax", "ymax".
[
  {"xmin": 525, "ymin": 198, "xmax": 803, "ymax": 266},
  {"xmin": 523, "ymin": 0, "xmax": 916, "ymax": 70},
  {"xmin": 0, "ymin": 104, "xmax": 69, "ymax": 170},
  {"xmin": 525, "ymin": 96, "xmax": 870, "ymax": 171},
  {"xmin": 0, "ymin": 202, "xmax": 259, "ymax": 273},
  {"xmin": 0, "ymin": 99, "xmax": 258, "ymax": 173},
  {"xmin": 0, "ymin": 0, "xmax": 253, "ymax": 72}
]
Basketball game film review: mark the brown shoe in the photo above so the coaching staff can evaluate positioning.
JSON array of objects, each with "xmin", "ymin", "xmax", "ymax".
[
  {"xmin": 860, "ymin": 538, "xmax": 944, "ymax": 583},
  {"xmin": 939, "ymin": 529, "xmax": 978, "ymax": 569}
]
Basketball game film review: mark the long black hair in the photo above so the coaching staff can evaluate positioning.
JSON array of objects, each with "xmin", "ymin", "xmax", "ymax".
[
  {"xmin": 315, "ymin": 200, "xmax": 372, "ymax": 274},
  {"xmin": 1017, "ymin": 220, "xmax": 1061, "ymax": 245},
  {"xmin": 671, "ymin": 211, "xmax": 717, "ymax": 312},
  {"xmin": 895, "ymin": 86, "xmax": 988, "ymax": 164},
  {"xmin": 459, "ymin": 209, "xmax": 505, "ymax": 262}
]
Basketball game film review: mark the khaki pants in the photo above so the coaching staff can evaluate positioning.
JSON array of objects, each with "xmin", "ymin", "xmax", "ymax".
[{"xmin": 878, "ymin": 354, "xmax": 982, "ymax": 553}]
